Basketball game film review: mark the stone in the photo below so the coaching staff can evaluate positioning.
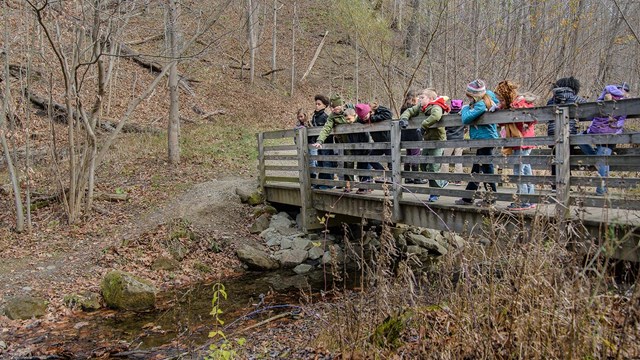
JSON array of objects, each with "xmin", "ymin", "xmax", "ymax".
[
  {"xmin": 63, "ymin": 291, "xmax": 102, "ymax": 311},
  {"xmin": 236, "ymin": 187, "xmax": 264, "ymax": 205},
  {"xmin": 280, "ymin": 237, "xmax": 293, "ymax": 250},
  {"xmin": 151, "ymin": 256, "xmax": 180, "ymax": 271},
  {"xmin": 250, "ymin": 213, "xmax": 271, "ymax": 234},
  {"xmin": 406, "ymin": 245, "xmax": 424, "ymax": 256},
  {"xmin": 420, "ymin": 228, "xmax": 441, "ymax": 239},
  {"xmin": 265, "ymin": 237, "xmax": 281, "ymax": 247},
  {"xmin": 253, "ymin": 205, "xmax": 277, "ymax": 217},
  {"xmin": 407, "ymin": 234, "xmax": 448, "ymax": 256},
  {"xmin": 293, "ymin": 264, "xmax": 313, "ymax": 275},
  {"xmin": 3, "ymin": 296, "xmax": 47, "ymax": 320},
  {"xmin": 307, "ymin": 246, "xmax": 324, "ymax": 260},
  {"xmin": 278, "ymin": 249, "xmax": 308, "ymax": 268},
  {"xmin": 236, "ymin": 245, "xmax": 280, "ymax": 270},
  {"xmin": 269, "ymin": 212, "xmax": 294, "ymax": 230},
  {"xmin": 260, "ymin": 227, "xmax": 280, "ymax": 243},
  {"xmin": 307, "ymin": 233, "xmax": 320, "ymax": 241},
  {"xmin": 101, "ymin": 271, "xmax": 157, "ymax": 311},
  {"xmin": 292, "ymin": 238, "xmax": 312, "ymax": 251}
]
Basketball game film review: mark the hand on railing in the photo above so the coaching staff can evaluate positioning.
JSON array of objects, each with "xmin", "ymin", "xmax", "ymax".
[
  {"xmin": 399, "ymin": 119, "xmax": 409, "ymax": 129},
  {"xmin": 311, "ymin": 142, "xmax": 323, "ymax": 149}
]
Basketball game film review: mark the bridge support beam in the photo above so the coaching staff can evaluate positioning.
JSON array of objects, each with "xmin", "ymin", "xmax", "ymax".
[{"xmin": 296, "ymin": 127, "xmax": 321, "ymax": 231}]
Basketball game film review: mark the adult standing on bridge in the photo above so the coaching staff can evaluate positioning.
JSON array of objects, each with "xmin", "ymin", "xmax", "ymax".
[
  {"xmin": 454, "ymin": 80, "xmax": 500, "ymax": 207},
  {"xmin": 355, "ymin": 102, "xmax": 393, "ymax": 175},
  {"xmin": 400, "ymin": 90, "xmax": 424, "ymax": 184},
  {"xmin": 579, "ymin": 83, "xmax": 629, "ymax": 195}
]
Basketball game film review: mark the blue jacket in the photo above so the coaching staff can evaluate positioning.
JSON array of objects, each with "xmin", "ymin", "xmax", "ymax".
[{"xmin": 461, "ymin": 90, "xmax": 500, "ymax": 140}]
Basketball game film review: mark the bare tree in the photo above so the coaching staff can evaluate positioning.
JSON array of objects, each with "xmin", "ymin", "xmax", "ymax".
[{"xmin": 166, "ymin": 0, "xmax": 181, "ymax": 164}]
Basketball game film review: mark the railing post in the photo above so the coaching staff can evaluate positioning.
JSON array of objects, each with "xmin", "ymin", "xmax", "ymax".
[
  {"xmin": 390, "ymin": 121, "xmax": 402, "ymax": 222},
  {"xmin": 296, "ymin": 127, "xmax": 318, "ymax": 231},
  {"xmin": 257, "ymin": 132, "xmax": 266, "ymax": 191},
  {"xmin": 554, "ymin": 107, "xmax": 571, "ymax": 238}
]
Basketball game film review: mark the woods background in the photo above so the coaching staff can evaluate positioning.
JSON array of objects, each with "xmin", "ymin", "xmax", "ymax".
[{"xmin": 1, "ymin": 0, "xmax": 639, "ymax": 229}]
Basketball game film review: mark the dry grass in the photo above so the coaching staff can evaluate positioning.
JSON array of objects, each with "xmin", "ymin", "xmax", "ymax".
[{"xmin": 314, "ymin": 202, "xmax": 639, "ymax": 359}]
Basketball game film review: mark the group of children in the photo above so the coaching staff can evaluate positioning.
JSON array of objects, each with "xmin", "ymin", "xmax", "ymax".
[{"xmin": 294, "ymin": 77, "xmax": 630, "ymax": 209}]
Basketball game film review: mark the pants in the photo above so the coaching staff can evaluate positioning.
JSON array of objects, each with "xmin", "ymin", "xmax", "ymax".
[
  {"xmin": 512, "ymin": 148, "xmax": 534, "ymax": 197},
  {"xmin": 578, "ymin": 144, "xmax": 612, "ymax": 195},
  {"xmin": 344, "ymin": 149, "xmax": 371, "ymax": 183},
  {"xmin": 317, "ymin": 148, "xmax": 335, "ymax": 180},
  {"xmin": 422, "ymin": 147, "xmax": 447, "ymax": 188},
  {"xmin": 441, "ymin": 147, "xmax": 464, "ymax": 174},
  {"xmin": 462, "ymin": 147, "xmax": 496, "ymax": 202},
  {"xmin": 309, "ymin": 147, "xmax": 318, "ymax": 179}
]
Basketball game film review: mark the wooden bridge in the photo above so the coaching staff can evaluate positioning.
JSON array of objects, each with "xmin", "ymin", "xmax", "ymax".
[{"xmin": 257, "ymin": 99, "xmax": 640, "ymax": 262}]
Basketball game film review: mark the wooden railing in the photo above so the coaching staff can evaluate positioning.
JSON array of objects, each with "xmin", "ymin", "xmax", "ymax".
[{"xmin": 258, "ymin": 98, "xmax": 640, "ymax": 228}]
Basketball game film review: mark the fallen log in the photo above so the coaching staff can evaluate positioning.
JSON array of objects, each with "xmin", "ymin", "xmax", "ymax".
[{"xmin": 118, "ymin": 43, "xmax": 195, "ymax": 96}]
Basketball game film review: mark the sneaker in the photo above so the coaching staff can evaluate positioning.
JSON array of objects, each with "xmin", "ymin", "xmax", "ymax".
[
  {"xmin": 405, "ymin": 178, "xmax": 414, "ymax": 184},
  {"xmin": 317, "ymin": 185, "xmax": 332, "ymax": 190},
  {"xmin": 454, "ymin": 181, "xmax": 462, "ymax": 185},
  {"xmin": 343, "ymin": 187, "xmax": 352, "ymax": 193},
  {"xmin": 413, "ymin": 179, "xmax": 427, "ymax": 184},
  {"xmin": 428, "ymin": 195, "xmax": 439, "ymax": 202},
  {"xmin": 455, "ymin": 199, "xmax": 473, "ymax": 205},
  {"xmin": 507, "ymin": 203, "xmax": 525, "ymax": 211},
  {"xmin": 356, "ymin": 188, "xmax": 372, "ymax": 194},
  {"xmin": 441, "ymin": 180, "xmax": 449, "ymax": 188}
]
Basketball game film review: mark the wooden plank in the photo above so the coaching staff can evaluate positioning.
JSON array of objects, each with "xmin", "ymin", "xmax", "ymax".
[
  {"xmin": 402, "ymin": 155, "xmax": 553, "ymax": 166},
  {"xmin": 257, "ymin": 133, "xmax": 266, "ymax": 190},
  {"xmin": 264, "ymin": 144, "xmax": 298, "ymax": 151},
  {"xmin": 311, "ymin": 167, "xmax": 390, "ymax": 178},
  {"xmin": 391, "ymin": 121, "xmax": 403, "ymax": 221},
  {"xmin": 569, "ymin": 133, "xmax": 640, "ymax": 146},
  {"xmin": 413, "ymin": 136, "xmax": 556, "ymax": 150},
  {"xmin": 315, "ymin": 154, "xmax": 391, "ymax": 163},
  {"xmin": 571, "ymin": 98, "xmax": 640, "ymax": 121},
  {"xmin": 318, "ymin": 142, "xmax": 391, "ymax": 150},
  {"xmin": 555, "ymin": 107, "xmax": 572, "ymax": 233},
  {"xmin": 570, "ymin": 196, "xmax": 640, "ymax": 210},
  {"xmin": 571, "ymin": 177, "xmax": 640, "ymax": 188},
  {"xmin": 297, "ymin": 127, "xmax": 320, "ymax": 231},
  {"xmin": 262, "ymin": 129, "xmax": 296, "ymax": 140},
  {"xmin": 403, "ymin": 171, "xmax": 555, "ymax": 185},
  {"xmin": 265, "ymin": 176, "xmax": 299, "ymax": 183},
  {"xmin": 570, "ymin": 155, "xmax": 640, "ymax": 168},
  {"xmin": 265, "ymin": 165, "xmax": 299, "ymax": 171},
  {"xmin": 264, "ymin": 154, "xmax": 299, "ymax": 161}
]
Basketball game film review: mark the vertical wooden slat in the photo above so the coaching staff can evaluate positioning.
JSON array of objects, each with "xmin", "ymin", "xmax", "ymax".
[
  {"xmin": 297, "ymin": 127, "xmax": 317, "ymax": 231},
  {"xmin": 257, "ymin": 133, "xmax": 266, "ymax": 190},
  {"xmin": 554, "ymin": 107, "xmax": 571, "ymax": 238},
  {"xmin": 390, "ymin": 121, "xmax": 403, "ymax": 222}
]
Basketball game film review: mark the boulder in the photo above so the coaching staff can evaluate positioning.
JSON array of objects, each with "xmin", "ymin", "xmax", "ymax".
[
  {"xmin": 236, "ymin": 187, "xmax": 264, "ymax": 205},
  {"xmin": 269, "ymin": 212, "xmax": 295, "ymax": 231},
  {"xmin": 236, "ymin": 245, "xmax": 280, "ymax": 270},
  {"xmin": 250, "ymin": 213, "xmax": 271, "ymax": 234},
  {"xmin": 321, "ymin": 245, "xmax": 344, "ymax": 265},
  {"xmin": 151, "ymin": 256, "xmax": 180, "ymax": 271},
  {"xmin": 3, "ymin": 296, "xmax": 47, "ymax": 320},
  {"xmin": 63, "ymin": 291, "xmax": 102, "ymax": 311},
  {"xmin": 292, "ymin": 238, "xmax": 312, "ymax": 251},
  {"xmin": 101, "ymin": 271, "xmax": 157, "ymax": 311},
  {"xmin": 420, "ymin": 228, "xmax": 441, "ymax": 239},
  {"xmin": 307, "ymin": 246, "xmax": 324, "ymax": 260},
  {"xmin": 277, "ymin": 249, "xmax": 309, "ymax": 268},
  {"xmin": 253, "ymin": 205, "xmax": 277, "ymax": 217},
  {"xmin": 407, "ymin": 234, "xmax": 448, "ymax": 256},
  {"xmin": 293, "ymin": 264, "xmax": 314, "ymax": 275},
  {"xmin": 280, "ymin": 237, "xmax": 293, "ymax": 250}
]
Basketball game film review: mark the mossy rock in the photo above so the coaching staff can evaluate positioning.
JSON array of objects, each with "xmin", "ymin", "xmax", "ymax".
[
  {"xmin": 3, "ymin": 296, "xmax": 48, "ymax": 320},
  {"xmin": 253, "ymin": 205, "xmax": 277, "ymax": 217},
  {"xmin": 246, "ymin": 191, "xmax": 265, "ymax": 206},
  {"xmin": 101, "ymin": 271, "xmax": 157, "ymax": 311},
  {"xmin": 63, "ymin": 291, "xmax": 102, "ymax": 311}
]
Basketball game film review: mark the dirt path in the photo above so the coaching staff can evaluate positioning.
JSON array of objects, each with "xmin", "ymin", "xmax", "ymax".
[{"xmin": 0, "ymin": 176, "xmax": 260, "ymax": 318}]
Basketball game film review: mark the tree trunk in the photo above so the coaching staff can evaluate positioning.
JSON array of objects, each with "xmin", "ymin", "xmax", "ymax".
[
  {"xmin": 167, "ymin": 0, "xmax": 181, "ymax": 164},
  {"xmin": 247, "ymin": 0, "xmax": 256, "ymax": 84},
  {"xmin": 290, "ymin": 2, "xmax": 296, "ymax": 96},
  {"xmin": 270, "ymin": 0, "xmax": 278, "ymax": 83}
]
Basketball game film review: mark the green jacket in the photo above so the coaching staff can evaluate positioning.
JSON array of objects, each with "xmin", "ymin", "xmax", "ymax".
[
  {"xmin": 316, "ymin": 112, "xmax": 350, "ymax": 144},
  {"xmin": 399, "ymin": 104, "xmax": 446, "ymax": 141}
]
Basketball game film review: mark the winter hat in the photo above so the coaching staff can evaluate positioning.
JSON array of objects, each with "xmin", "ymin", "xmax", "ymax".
[
  {"xmin": 354, "ymin": 103, "xmax": 371, "ymax": 120},
  {"xmin": 330, "ymin": 94, "xmax": 344, "ymax": 107},
  {"xmin": 597, "ymin": 85, "xmax": 626, "ymax": 101},
  {"xmin": 450, "ymin": 99, "xmax": 463, "ymax": 112},
  {"xmin": 617, "ymin": 82, "xmax": 630, "ymax": 92},
  {"xmin": 466, "ymin": 80, "xmax": 486, "ymax": 97}
]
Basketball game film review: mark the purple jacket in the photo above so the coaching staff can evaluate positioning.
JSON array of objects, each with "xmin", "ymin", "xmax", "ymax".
[{"xmin": 587, "ymin": 85, "xmax": 627, "ymax": 134}]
